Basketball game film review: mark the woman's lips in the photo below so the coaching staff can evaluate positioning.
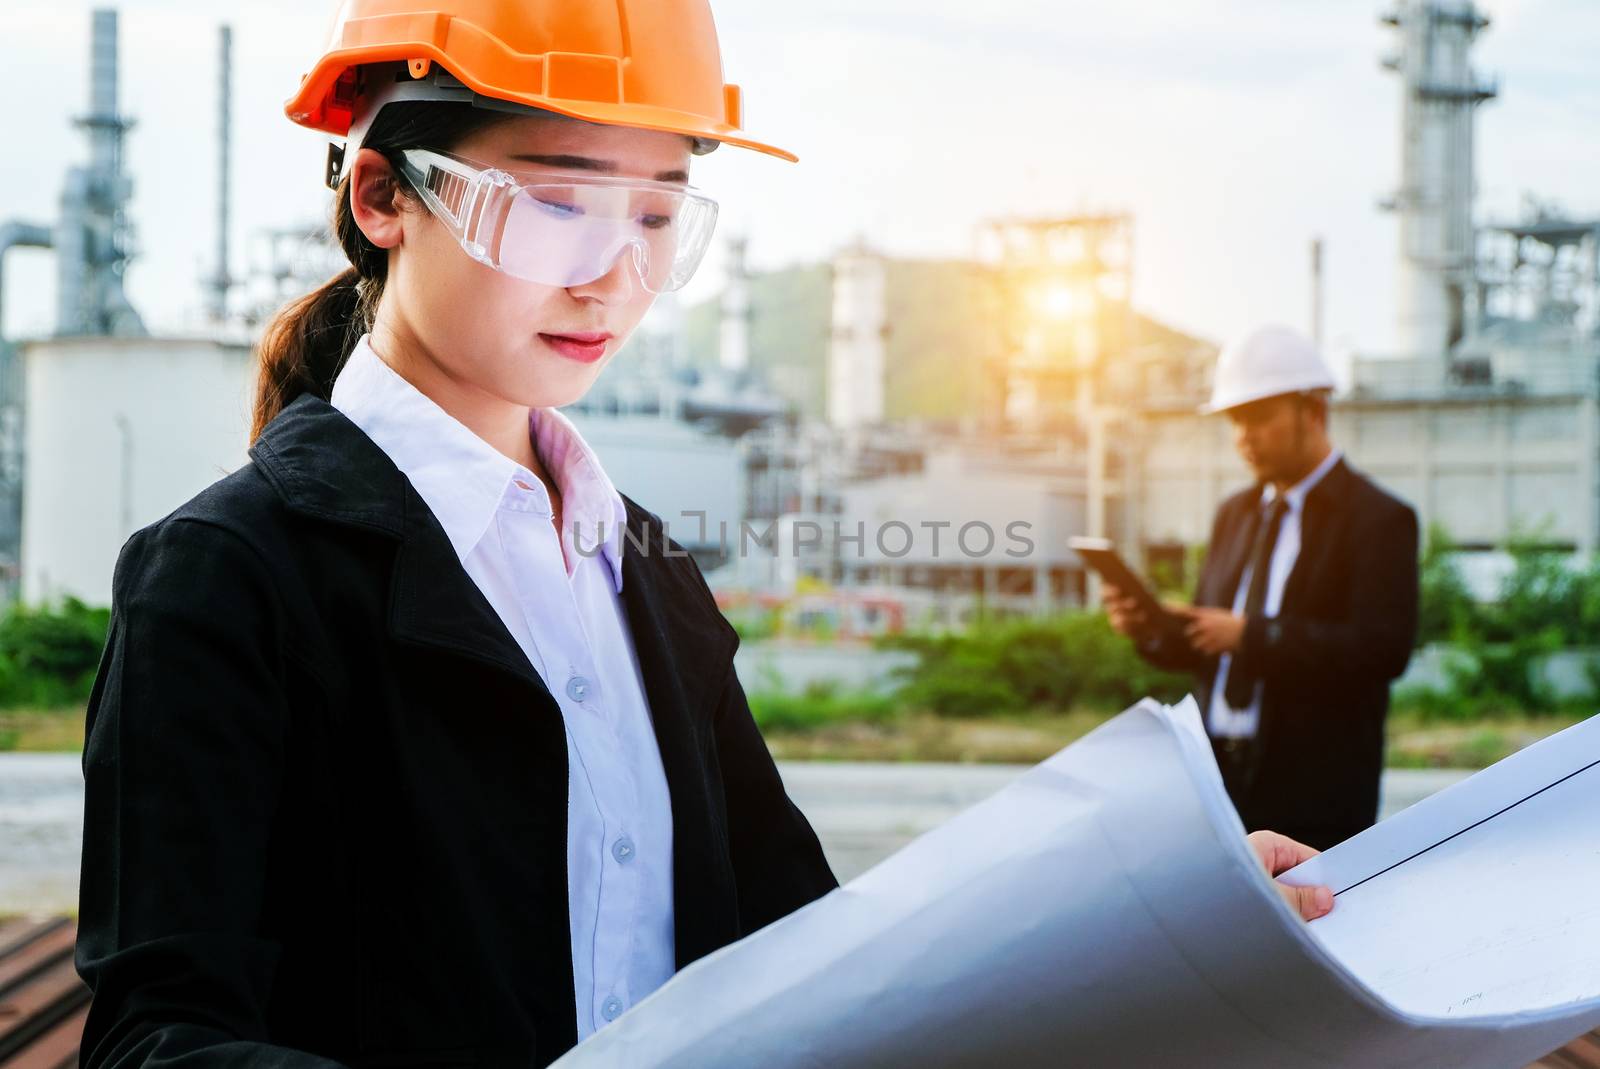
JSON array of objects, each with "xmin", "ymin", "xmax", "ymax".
[{"xmin": 540, "ymin": 332, "xmax": 611, "ymax": 364}]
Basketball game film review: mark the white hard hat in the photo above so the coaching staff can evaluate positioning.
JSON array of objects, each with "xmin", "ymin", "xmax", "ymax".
[{"xmin": 1200, "ymin": 324, "xmax": 1338, "ymax": 415}]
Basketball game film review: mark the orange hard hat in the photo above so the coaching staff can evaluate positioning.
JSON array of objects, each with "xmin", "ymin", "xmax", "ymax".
[{"xmin": 284, "ymin": 0, "xmax": 794, "ymax": 163}]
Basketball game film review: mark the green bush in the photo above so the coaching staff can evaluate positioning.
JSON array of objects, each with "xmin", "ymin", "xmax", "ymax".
[
  {"xmin": 1417, "ymin": 525, "xmax": 1476, "ymax": 646},
  {"xmin": 0, "ymin": 596, "xmax": 111, "ymax": 708},
  {"xmin": 877, "ymin": 612, "xmax": 1190, "ymax": 717},
  {"xmin": 728, "ymin": 607, "xmax": 779, "ymax": 643},
  {"xmin": 1411, "ymin": 524, "xmax": 1600, "ymax": 716},
  {"xmin": 1445, "ymin": 628, "xmax": 1568, "ymax": 714},
  {"xmin": 748, "ymin": 680, "xmax": 900, "ymax": 733}
]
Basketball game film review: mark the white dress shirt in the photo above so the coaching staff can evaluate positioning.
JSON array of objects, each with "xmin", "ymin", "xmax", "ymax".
[
  {"xmin": 330, "ymin": 334, "xmax": 676, "ymax": 1039},
  {"xmin": 1208, "ymin": 448, "xmax": 1344, "ymax": 739}
]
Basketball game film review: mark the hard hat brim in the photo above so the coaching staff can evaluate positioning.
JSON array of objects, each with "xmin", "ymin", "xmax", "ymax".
[
  {"xmin": 1198, "ymin": 381, "xmax": 1336, "ymax": 416},
  {"xmin": 285, "ymin": 48, "xmax": 798, "ymax": 163}
]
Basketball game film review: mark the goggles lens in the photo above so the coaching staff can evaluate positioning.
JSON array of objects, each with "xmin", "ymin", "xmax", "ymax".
[{"xmin": 398, "ymin": 148, "xmax": 718, "ymax": 294}]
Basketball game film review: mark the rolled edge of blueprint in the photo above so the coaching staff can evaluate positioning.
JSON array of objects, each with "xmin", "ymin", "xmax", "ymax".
[{"xmin": 553, "ymin": 697, "xmax": 1600, "ymax": 1069}]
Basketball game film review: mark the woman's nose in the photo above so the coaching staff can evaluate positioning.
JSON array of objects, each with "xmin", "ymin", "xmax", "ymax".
[{"xmin": 568, "ymin": 247, "xmax": 641, "ymax": 305}]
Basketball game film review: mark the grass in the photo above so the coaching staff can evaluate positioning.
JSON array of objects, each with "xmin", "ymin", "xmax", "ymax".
[
  {"xmin": 1383, "ymin": 709, "xmax": 1587, "ymax": 769},
  {"xmin": 0, "ymin": 910, "xmax": 77, "ymax": 923},
  {"xmin": 0, "ymin": 698, "xmax": 1586, "ymax": 770},
  {"xmin": 756, "ymin": 693, "xmax": 1590, "ymax": 767},
  {"xmin": 0, "ymin": 706, "xmax": 85, "ymax": 752}
]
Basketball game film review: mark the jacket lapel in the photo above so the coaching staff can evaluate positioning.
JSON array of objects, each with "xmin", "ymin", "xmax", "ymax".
[
  {"xmin": 1206, "ymin": 491, "xmax": 1264, "ymax": 608},
  {"xmin": 249, "ymin": 392, "xmax": 548, "ymax": 695},
  {"xmin": 251, "ymin": 394, "xmax": 738, "ymax": 715},
  {"xmin": 387, "ymin": 496, "xmax": 551, "ymax": 691},
  {"xmin": 1282, "ymin": 457, "xmax": 1351, "ymax": 610},
  {"xmin": 615, "ymin": 497, "xmax": 742, "ymax": 964}
]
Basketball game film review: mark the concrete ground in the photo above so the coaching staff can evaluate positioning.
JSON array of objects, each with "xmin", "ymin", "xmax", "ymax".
[{"xmin": 0, "ymin": 754, "xmax": 1469, "ymax": 913}]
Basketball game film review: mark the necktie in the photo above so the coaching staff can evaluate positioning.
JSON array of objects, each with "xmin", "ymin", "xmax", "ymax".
[{"xmin": 1224, "ymin": 495, "xmax": 1290, "ymax": 709}]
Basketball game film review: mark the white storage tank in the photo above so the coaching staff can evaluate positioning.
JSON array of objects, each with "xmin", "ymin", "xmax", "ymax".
[{"xmin": 20, "ymin": 335, "xmax": 254, "ymax": 606}]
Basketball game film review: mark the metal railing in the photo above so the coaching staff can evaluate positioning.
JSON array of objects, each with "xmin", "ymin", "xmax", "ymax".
[{"xmin": 1349, "ymin": 351, "xmax": 1600, "ymax": 401}]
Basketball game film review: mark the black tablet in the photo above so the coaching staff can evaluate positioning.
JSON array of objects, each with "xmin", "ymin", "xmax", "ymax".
[{"xmin": 1069, "ymin": 537, "xmax": 1180, "ymax": 632}]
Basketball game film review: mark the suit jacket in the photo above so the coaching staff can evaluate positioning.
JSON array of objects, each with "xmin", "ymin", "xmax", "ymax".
[
  {"xmin": 1137, "ymin": 457, "xmax": 1420, "ymax": 846},
  {"xmin": 74, "ymin": 391, "xmax": 839, "ymax": 1069}
]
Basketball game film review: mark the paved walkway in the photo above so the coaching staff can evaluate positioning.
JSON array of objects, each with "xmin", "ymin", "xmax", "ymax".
[{"xmin": 0, "ymin": 754, "xmax": 1469, "ymax": 912}]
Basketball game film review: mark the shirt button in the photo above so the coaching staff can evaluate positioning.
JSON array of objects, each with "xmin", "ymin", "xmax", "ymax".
[
  {"xmin": 566, "ymin": 675, "xmax": 591, "ymax": 702},
  {"xmin": 612, "ymin": 836, "xmax": 635, "ymax": 864},
  {"xmin": 601, "ymin": 995, "xmax": 624, "ymax": 1021}
]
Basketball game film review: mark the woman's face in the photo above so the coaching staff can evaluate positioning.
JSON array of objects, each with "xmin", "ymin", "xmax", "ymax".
[{"xmin": 368, "ymin": 114, "xmax": 695, "ymax": 409}]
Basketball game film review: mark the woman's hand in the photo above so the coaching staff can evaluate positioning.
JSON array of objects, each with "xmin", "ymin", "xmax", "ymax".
[{"xmin": 1248, "ymin": 830, "xmax": 1334, "ymax": 921}]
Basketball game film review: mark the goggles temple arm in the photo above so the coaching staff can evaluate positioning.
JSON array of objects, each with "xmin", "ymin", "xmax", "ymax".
[{"xmin": 398, "ymin": 149, "xmax": 519, "ymax": 268}]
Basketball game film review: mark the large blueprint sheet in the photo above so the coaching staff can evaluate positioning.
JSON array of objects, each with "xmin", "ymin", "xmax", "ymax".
[
  {"xmin": 1281, "ymin": 712, "xmax": 1600, "ymax": 1020},
  {"xmin": 555, "ymin": 698, "xmax": 1600, "ymax": 1068}
]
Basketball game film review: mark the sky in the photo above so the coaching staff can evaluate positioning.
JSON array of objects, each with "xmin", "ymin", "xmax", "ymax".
[{"xmin": 3, "ymin": 0, "xmax": 1599, "ymax": 367}]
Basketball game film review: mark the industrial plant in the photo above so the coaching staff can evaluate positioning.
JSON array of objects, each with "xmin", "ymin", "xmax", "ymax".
[
  {"xmin": 1136, "ymin": 0, "xmax": 1600, "ymax": 589},
  {"xmin": 1, "ymin": 0, "xmax": 1595, "ymax": 628}
]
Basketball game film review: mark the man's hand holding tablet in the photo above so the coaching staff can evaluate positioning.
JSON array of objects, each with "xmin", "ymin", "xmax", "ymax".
[{"xmin": 1069, "ymin": 537, "xmax": 1184, "ymax": 642}]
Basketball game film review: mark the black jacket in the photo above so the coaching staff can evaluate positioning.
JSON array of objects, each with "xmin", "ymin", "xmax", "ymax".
[
  {"xmin": 74, "ymin": 392, "xmax": 839, "ymax": 1068},
  {"xmin": 1137, "ymin": 457, "xmax": 1419, "ymax": 847}
]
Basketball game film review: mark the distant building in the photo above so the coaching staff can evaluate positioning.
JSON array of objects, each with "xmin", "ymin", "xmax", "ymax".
[
  {"xmin": 1135, "ymin": 382, "xmax": 1600, "ymax": 562},
  {"xmin": 661, "ymin": 239, "xmax": 1212, "ymax": 618},
  {"xmin": 680, "ymin": 255, "xmax": 1002, "ymax": 428}
]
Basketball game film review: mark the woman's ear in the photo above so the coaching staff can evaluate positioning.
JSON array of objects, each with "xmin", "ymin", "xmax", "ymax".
[{"xmin": 348, "ymin": 148, "xmax": 405, "ymax": 250}]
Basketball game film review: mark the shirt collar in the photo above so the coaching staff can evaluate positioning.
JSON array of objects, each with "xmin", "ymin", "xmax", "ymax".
[
  {"xmin": 1262, "ymin": 447, "xmax": 1343, "ymax": 513},
  {"xmin": 531, "ymin": 403, "xmax": 629, "ymax": 591},
  {"xmin": 329, "ymin": 334, "xmax": 627, "ymax": 591}
]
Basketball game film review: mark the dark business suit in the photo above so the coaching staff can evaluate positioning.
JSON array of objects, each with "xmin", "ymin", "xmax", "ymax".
[
  {"xmin": 1136, "ymin": 457, "xmax": 1419, "ymax": 849},
  {"xmin": 74, "ymin": 391, "xmax": 839, "ymax": 1068}
]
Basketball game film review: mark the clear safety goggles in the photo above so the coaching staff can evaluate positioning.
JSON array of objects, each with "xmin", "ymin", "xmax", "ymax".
[{"xmin": 395, "ymin": 148, "xmax": 719, "ymax": 294}]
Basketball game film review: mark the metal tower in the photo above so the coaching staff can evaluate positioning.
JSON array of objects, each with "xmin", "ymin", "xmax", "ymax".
[
  {"xmin": 205, "ymin": 25, "xmax": 235, "ymax": 323},
  {"xmin": 1381, "ymin": 1, "xmax": 1497, "ymax": 358},
  {"xmin": 56, "ymin": 9, "xmax": 146, "ymax": 338}
]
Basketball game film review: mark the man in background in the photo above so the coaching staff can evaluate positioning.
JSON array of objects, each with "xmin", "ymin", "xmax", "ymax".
[{"xmin": 1104, "ymin": 325, "xmax": 1419, "ymax": 849}]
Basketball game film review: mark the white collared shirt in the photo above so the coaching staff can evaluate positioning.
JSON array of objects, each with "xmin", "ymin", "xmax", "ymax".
[
  {"xmin": 1208, "ymin": 448, "xmax": 1344, "ymax": 739},
  {"xmin": 331, "ymin": 334, "xmax": 675, "ymax": 1039}
]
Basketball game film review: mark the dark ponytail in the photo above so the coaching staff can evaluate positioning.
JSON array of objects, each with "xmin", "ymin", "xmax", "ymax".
[{"xmin": 250, "ymin": 90, "xmax": 518, "ymax": 442}]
